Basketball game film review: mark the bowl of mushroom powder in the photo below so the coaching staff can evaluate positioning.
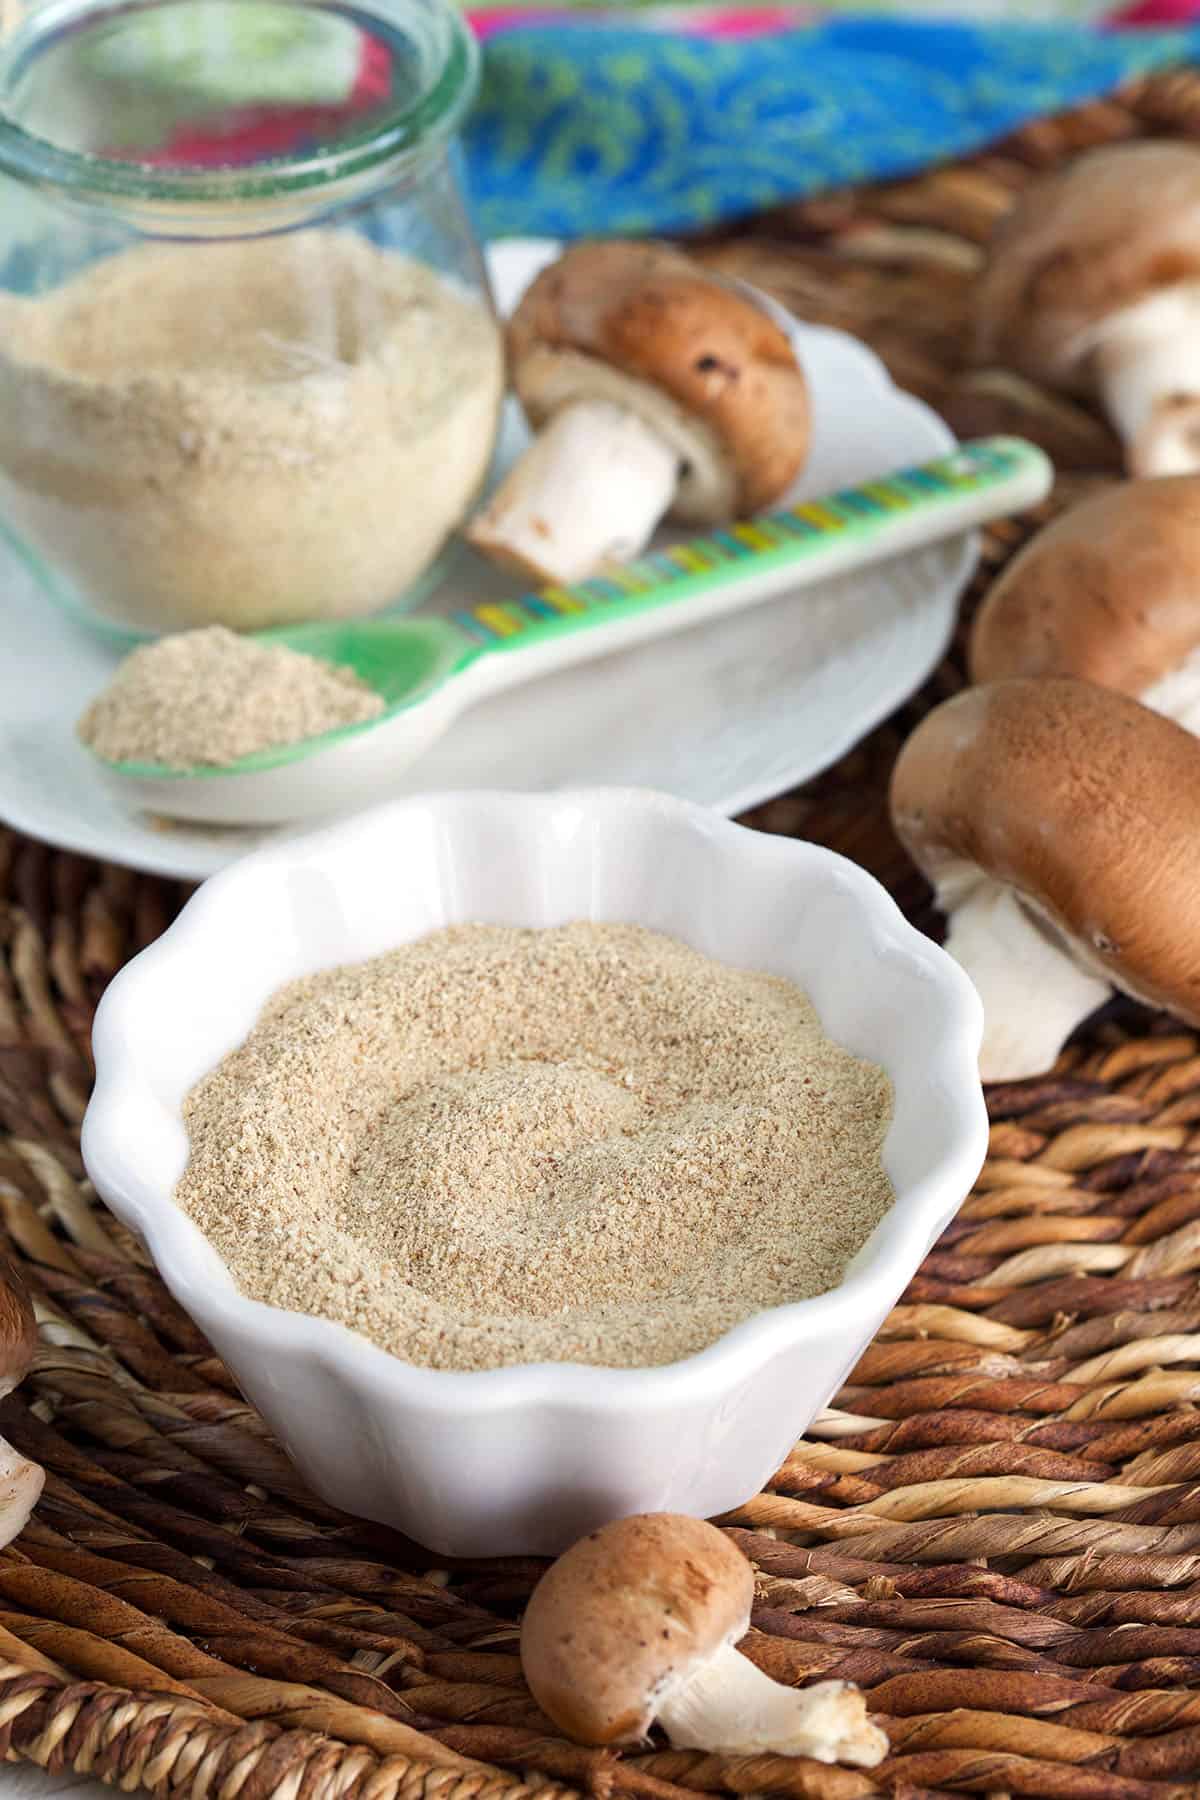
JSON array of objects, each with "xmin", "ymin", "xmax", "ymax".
[{"xmin": 82, "ymin": 789, "xmax": 988, "ymax": 1556}]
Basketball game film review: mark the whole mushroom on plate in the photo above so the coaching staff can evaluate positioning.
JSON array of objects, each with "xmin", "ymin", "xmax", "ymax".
[
  {"xmin": 889, "ymin": 677, "xmax": 1200, "ymax": 1082},
  {"xmin": 977, "ymin": 143, "xmax": 1200, "ymax": 477},
  {"xmin": 466, "ymin": 241, "xmax": 811, "ymax": 585},
  {"xmin": 520, "ymin": 1512, "xmax": 887, "ymax": 1764},
  {"xmin": 969, "ymin": 476, "xmax": 1200, "ymax": 732},
  {"xmin": 0, "ymin": 1258, "xmax": 42, "ymax": 1545}
]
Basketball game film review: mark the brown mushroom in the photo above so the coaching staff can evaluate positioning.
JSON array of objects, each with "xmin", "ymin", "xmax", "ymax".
[
  {"xmin": 976, "ymin": 143, "xmax": 1200, "ymax": 477},
  {"xmin": 890, "ymin": 677, "xmax": 1200, "ymax": 1082},
  {"xmin": 467, "ymin": 241, "xmax": 811, "ymax": 584},
  {"xmin": 0, "ymin": 1260, "xmax": 42, "ymax": 1546},
  {"xmin": 969, "ymin": 477, "xmax": 1200, "ymax": 732},
  {"xmin": 520, "ymin": 1513, "xmax": 886, "ymax": 1763}
]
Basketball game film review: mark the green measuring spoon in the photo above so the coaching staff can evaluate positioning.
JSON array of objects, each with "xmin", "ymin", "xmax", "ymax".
[{"xmin": 89, "ymin": 436, "xmax": 1052, "ymax": 827}]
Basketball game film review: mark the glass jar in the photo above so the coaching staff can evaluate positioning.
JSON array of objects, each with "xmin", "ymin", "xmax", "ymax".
[{"xmin": 0, "ymin": 0, "xmax": 503, "ymax": 638}]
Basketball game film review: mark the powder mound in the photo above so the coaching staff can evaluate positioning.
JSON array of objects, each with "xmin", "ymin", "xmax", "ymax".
[
  {"xmin": 177, "ymin": 922, "xmax": 895, "ymax": 1371},
  {"xmin": 77, "ymin": 625, "xmax": 385, "ymax": 769}
]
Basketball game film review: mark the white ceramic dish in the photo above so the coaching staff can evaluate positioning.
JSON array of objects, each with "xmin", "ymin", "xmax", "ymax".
[
  {"xmin": 83, "ymin": 789, "xmax": 988, "ymax": 1557},
  {"xmin": 0, "ymin": 239, "xmax": 974, "ymax": 883}
]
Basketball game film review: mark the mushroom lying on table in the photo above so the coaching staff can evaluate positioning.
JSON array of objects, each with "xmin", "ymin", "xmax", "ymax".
[
  {"xmin": 0, "ymin": 1259, "xmax": 42, "ymax": 1545},
  {"xmin": 977, "ymin": 143, "xmax": 1200, "ymax": 477},
  {"xmin": 969, "ymin": 477, "xmax": 1200, "ymax": 732},
  {"xmin": 520, "ymin": 1512, "xmax": 886, "ymax": 1764},
  {"xmin": 889, "ymin": 677, "xmax": 1200, "ymax": 1083},
  {"xmin": 467, "ymin": 241, "xmax": 811, "ymax": 584}
]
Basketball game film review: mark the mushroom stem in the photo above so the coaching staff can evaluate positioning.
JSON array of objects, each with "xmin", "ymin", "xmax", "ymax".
[
  {"xmin": 466, "ymin": 400, "xmax": 681, "ymax": 585},
  {"xmin": 0, "ymin": 1435, "xmax": 43, "ymax": 1549},
  {"xmin": 943, "ymin": 880, "xmax": 1112, "ymax": 1082},
  {"xmin": 1093, "ymin": 288, "xmax": 1200, "ymax": 475},
  {"xmin": 1126, "ymin": 396, "xmax": 1200, "ymax": 479},
  {"xmin": 657, "ymin": 1642, "xmax": 886, "ymax": 1765},
  {"xmin": 1142, "ymin": 642, "xmax": 1200, "ymax": 734}
]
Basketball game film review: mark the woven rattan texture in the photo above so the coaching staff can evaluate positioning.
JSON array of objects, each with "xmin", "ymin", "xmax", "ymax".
[{"xmin": 5, "ymin": 71, "xmax": 1200, "ymax": 1800}]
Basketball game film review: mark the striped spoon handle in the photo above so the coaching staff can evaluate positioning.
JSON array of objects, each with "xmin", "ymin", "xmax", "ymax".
[{"xmin": 454, "ymin": 437, "xmax": 1052, "ymax": 665}]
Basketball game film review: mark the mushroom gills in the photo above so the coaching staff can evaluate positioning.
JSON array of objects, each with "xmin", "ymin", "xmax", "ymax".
[
  {"xmin": 655, "ymin": 1640, "xmax": 887, "ymax": 1766},
  {"xmin": 940, "ymin": 875, "xmax": 1112, "ymax": 1082},
  {"xmin": 466, "ymin": 399, "xmax": 683, "ymax": 585},
  {"xmin": 1091, "ymin": 284, "xmax": 1200, "ymax": 475}
]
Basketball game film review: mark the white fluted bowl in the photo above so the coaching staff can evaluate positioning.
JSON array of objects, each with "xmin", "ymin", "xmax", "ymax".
[{"xmin": 82, "ymin": 789, "xmax": 987, "ymax": 1556}]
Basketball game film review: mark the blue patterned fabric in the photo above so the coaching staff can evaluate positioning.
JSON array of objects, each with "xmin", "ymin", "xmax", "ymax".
[{"xmin": 465, "ymin": 14, "xmax": 1200, "ymax": 237}]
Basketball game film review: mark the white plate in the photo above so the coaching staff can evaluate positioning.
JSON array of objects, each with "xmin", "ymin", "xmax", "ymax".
[{"xmin": 0, "ymin": 238, "xmax": 974, "ymax": 882}]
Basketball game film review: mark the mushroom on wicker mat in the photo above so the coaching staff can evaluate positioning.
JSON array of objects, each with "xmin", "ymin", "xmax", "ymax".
[
  {"xmin": 977, "ymin": 142, "xmax": 1200, "ymax": 477},
  {"xmin": 889, "ymin": 677, "xmax": 1200, "ymax": 1083},
  {"xmin": 968, "ymin": 478, "xmax": 1200, "ymax": 733},
  {"xmin": 0, "ymin": 1259, "xmax": 42, "ymax": 1544},
  {"xmin": 466, "ymin": 241, "xmax": 811, "ymax": 584},
  {"xmin": 520, "ymin": 1513, "xmax": 886, "ymax": 1764}
]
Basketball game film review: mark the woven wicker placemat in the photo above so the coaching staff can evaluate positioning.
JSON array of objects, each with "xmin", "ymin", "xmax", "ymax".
[{"xmin": 5, "ymin": 71, "xmax": 1200, "ymax": 1800}]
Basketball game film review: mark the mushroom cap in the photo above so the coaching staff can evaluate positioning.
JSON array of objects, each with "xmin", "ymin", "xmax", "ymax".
[
  {"xmin": 508, "ymin": 240, "xmax": 810, "ymax": 519},
  {"xmin": 969, "ymin": 476, "xmax": 1200, "ymax": 694},
  {"xmin": 976, "ymin": 142, "xmax": 1200, "ymax": 386},
  {"xmin": 889, "ymin": 677, "xmax": 1200, "ymax": 1022},
  {"xmin": 520, "ymin": 1512, "xmax": 754, "ymax": 1746},
  {"xmin": 0, "ymin": 1258, "xmax": 37, "ymax": 1396}
]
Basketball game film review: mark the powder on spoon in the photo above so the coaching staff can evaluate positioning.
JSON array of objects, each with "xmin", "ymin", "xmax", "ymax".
[
  {"xmin": 77, "ymin": 624, "xmax": 384, "ymax": 768},
  {"xmin": 176, "ymin": 922, "xmax": 895, "ymax": 1371}
]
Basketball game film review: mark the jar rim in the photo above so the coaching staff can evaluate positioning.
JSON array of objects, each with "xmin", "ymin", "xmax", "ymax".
[{"xmin": 0, "ymin": 0, "xmax": 478, "ymax": 204}]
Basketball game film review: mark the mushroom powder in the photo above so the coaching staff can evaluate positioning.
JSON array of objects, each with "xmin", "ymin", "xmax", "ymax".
[
  {"xmin": 0, "ymin": 231, "xmax": 504, "ymax": 634},
  {"xmin": 176, "ymin": 922, "xmax": 895, "ymax": 1371}
]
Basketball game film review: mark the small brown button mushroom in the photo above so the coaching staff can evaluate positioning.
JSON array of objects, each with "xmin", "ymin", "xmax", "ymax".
[
  {"xmin": 969, "ymin": 478, "xmax": 1200, "ymax": 733},
  {"xmin": 520, "ymin": 1513, "xmax": 886, "ymax": 1764},
  {"xmin": 467, "ymin": 241, "xmax": 810, "ymax": 584},
  {"xmin": 0, "ymin": 1259, "xmax": 42, "ymax": 1546},
  {"xmin": 890, "ymin": 677, "xmax": 1200, "ymax": 1082},
  {"xmin": 976, "ymin": 143, "xmax": 1200, "ymax": 477}
]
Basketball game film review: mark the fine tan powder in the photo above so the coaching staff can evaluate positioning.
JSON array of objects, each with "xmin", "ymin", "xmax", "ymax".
[
  {"xmin": 77, "ymin": 625, "xmax": 385, "ymax": 769},
  {"xmin": 177, "ymin": 923, "xmax": 895, "ymax": 1371},
  {"xmin": 0, "ymin": 231, "xmax": 504, "ymax": 635}
]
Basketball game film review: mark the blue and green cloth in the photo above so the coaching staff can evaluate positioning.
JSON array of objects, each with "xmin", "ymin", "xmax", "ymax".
[{"xmin": 466, "ymin": 13, "xmax": 1200, "ymax": 236}]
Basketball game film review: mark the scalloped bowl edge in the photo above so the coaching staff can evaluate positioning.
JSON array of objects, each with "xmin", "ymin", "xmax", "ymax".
[{"xmin": 82, "ymin": 788, "xmax": 987, "ymax": 1555}]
